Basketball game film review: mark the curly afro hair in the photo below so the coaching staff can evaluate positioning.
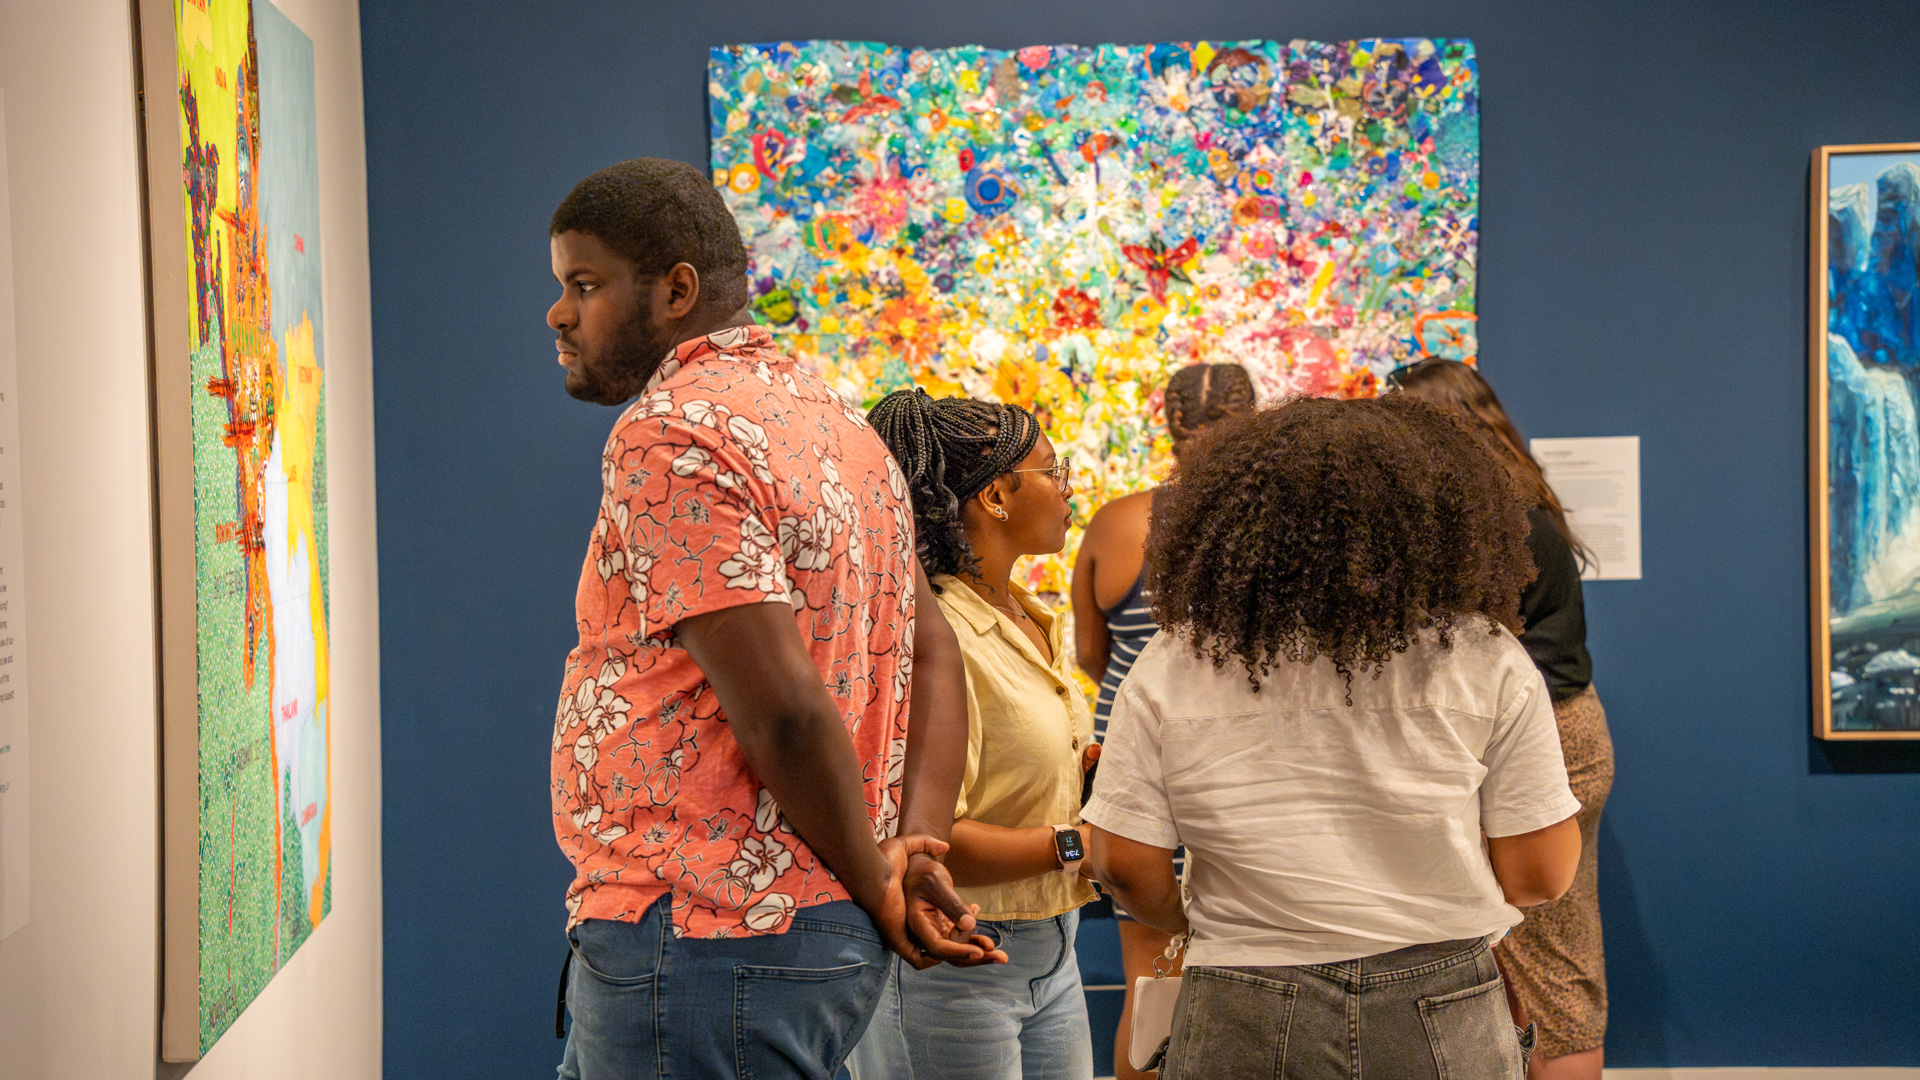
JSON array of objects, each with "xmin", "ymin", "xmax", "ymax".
[{"xmin": 1147, "ymin": 393, "xmax": 1535, "ymax": 695}]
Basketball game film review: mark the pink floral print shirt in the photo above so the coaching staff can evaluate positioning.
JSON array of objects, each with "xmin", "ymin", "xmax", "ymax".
[{"xmin": 552, "ymin": 325, "xmax": 916, "ymax": 937}]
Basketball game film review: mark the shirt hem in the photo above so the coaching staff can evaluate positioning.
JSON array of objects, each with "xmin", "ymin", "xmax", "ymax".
[
  {"xmin": 567, "ymin": 880, "xmax": 854, "ymax": 934},
  {"xmin": 1482, "ymin": 791, "xmax": 1583, "ymax": 838},
  {"xmin": 973, "ymin": 894, "xmax": 1095, "ymax": 923},
  {"xmin": 1082, "ymin": 797, "xmax": 1181, "ymax": 849},
  {"xmin": 631, "ymin": 582, "xmax": 794, "ymax": 645},
  {"xmin": 1546, "ymin": 678, "xmax": 1593, "ymax": 702}
]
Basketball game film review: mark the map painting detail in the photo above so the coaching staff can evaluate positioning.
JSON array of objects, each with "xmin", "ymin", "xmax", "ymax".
[
  {"xmin": 1825, "ymin": 149, "xmax": 1920, "ymax": 734},
  {"xmin": 175, "ymin": 0, "xmax": 330, "ymax": 1047},
  {"xmin": 709, "ymin": 38, "xmax": 1478, "ymax": 601}
]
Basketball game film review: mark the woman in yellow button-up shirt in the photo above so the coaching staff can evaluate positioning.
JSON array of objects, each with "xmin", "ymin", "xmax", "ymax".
[{"xmin": 862, "ymin": 388, "xmax": 1098, "ymax": 1080}]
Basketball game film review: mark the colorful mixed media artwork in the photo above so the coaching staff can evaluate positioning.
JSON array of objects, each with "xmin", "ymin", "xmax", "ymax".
[
  {"xmin": 173, "ymin": 0, "xmax": 332, "ymax": 1046},
  {"xmin": 1813, "ymin": 144, "xmax": 1920, "ymax": 739},
  {"xmin": 708, "ymin": 38, "xmax": 1479, "ymax": 599}
]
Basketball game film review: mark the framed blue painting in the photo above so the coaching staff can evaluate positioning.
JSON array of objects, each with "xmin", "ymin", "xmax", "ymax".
[{"xmin": 1813, "ymin": 142, "xmax": 1920, "ymax": 739}]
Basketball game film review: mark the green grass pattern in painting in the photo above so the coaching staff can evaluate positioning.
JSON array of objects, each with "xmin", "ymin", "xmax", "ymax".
[{"xmin": 191, "ymin": 324, "xmax": 280, "ymax": 1045}]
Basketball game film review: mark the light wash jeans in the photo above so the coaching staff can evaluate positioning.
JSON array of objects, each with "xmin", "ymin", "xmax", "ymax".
[
  {"xmin": 844, "ymin": 955, "xmax": 913, "ymax": 1080},
  {"xmin": 896, "ymin": 909, "xmax": 1093, "ymax": 1080},
  {"xmin": 557, "ymin": 895, "xmax": 889, "ymax": 1080}
]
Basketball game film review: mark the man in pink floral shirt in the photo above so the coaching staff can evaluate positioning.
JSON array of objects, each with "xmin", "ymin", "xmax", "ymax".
[{"xmin": 545, "ymin": 159, "xmax": 994, "ymax": 1080}]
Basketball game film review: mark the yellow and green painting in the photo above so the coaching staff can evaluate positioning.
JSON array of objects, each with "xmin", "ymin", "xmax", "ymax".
[{"xmin": 175, "ymin": 0, "xmax": 329, "ymax": 1048}]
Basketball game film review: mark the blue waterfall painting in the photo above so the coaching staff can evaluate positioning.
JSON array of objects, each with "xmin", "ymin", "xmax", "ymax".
[{"xmin": 1824, "ymin": 150, "xmax": 1920, "ymax": 733}]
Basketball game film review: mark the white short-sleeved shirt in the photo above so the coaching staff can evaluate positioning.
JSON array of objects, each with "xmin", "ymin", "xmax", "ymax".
[{"xmin": 1083, "ymin": 621, "xmax": 1580, "ymax": 968}]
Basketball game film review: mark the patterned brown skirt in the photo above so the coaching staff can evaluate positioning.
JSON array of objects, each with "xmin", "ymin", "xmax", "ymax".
[{"xmin": 1495, "ymin": 683, "xmax": 1614, "ymax": 1059}]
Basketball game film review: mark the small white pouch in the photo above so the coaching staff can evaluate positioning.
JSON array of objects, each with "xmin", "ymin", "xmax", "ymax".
[{"xmin": 1127, "ymin": 933, "xmax": 1187, "ymax": 1073}]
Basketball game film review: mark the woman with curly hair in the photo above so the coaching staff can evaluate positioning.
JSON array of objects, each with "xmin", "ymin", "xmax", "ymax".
[
  {"xmin": 861, "ymin": 387, "xmax": 1099, "ymax": 1080},
  {"xmin": 1392, "ymin": 358, "xmax": 1615, "ymax": 1080},
  {"xmin": 1084, "ymin": 394, "xmax": 1582, "ymax": 1079},
  {"xmin": 1069, "ymin": 362, "xmax": 1254, "ymax": 1080}
]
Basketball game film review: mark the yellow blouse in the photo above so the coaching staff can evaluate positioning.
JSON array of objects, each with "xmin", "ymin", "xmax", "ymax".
[{"xmin": 933, "ymin": 574, "xmax": 1097, "ymax": 921}]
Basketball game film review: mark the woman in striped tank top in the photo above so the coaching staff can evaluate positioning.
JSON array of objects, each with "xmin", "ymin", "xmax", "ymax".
[{"xmin": 1070, "ymin": 362, "xmax": 1254, "ymax": 1080}]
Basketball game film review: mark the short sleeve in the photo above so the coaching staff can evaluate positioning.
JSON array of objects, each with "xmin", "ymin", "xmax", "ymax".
[
  {"xmin": 604, "ymin": 413, "xmax": 790, "ymax": 638},
  {"xmin": 1479, "ymin": 665, "xmax": 1582, "ymax": 838},
  {"xmin": 1081, "ymin": 673, "xmax": 1180, "ymax": 849}
]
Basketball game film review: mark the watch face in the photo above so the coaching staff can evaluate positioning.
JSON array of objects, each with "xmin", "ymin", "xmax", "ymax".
[{"xmin": 1056, "ymin": 828, "xmax": 1085, "ymax": 862}]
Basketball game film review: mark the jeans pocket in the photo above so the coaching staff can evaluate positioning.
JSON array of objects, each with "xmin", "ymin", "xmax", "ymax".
[
  {"xmin": 734, "ymin": 960, "xmax": 886, "ymax": 1080},
  {"xmin": 563, "ymin": 923, "xmax": 662, "ymax": 1080},
  {"xmin": 1163, "ymin": 968, "xmax": 1297, "ymax": 1080},
  {"xmin": 569, "ymin": 920, "xmax": 660, "ymax": 987},
  {"xmin": 1418, "ymin": 978, "xmax": 1526, "ymax": 1080},
  {"xmin": 788, "ymin": 903, "xmax": 885, "ymax": 948}
]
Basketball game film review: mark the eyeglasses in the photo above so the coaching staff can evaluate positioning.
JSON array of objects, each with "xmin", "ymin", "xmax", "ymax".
[{"xmin": 1008, "ymin": 454, "xmax": 1073, "ymax": 494}]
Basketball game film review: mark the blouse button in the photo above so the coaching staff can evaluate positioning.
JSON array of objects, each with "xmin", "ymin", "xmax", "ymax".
[
  {"xmin": 1072, "ymin": 737, "xmax": 1081, "ymax": 751},
  {"xmin": 1055, "ymin": 685, "xmax": 1067, "ymax": 695}
]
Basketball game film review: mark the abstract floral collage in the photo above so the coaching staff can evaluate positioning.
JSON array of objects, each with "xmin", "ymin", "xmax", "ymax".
[{"xmin": 708, "ymin": 38, "xmax": 1479, "ymax": 599}]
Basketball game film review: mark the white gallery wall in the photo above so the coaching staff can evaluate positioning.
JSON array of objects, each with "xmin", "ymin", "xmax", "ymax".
[
  {"xmin": 0, "ymin": 0, "xmax": 159, "ymax": 1072},
  {"xmin": 0, "ymin": 0, "xmax": 381, "ymax": 1077}
]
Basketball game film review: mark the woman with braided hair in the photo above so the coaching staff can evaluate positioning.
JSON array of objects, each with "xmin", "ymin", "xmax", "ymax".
[
  {"xmin": 1067, "ymin": 362, "xmax": 1255, "ymax": 1079},
  {"xmin": 864, "ymin": 387, "xmax": 1100, "ymax": 1080}
]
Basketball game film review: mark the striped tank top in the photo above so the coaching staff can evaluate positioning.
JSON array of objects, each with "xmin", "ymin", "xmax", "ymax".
[
  {"xmin": 1090, "ymin": 501, "xmax": 1186, "ymax": 893},
  {"xmin": 1094, "ymin": 563, "xmax": 1160, "ymax": 740}
]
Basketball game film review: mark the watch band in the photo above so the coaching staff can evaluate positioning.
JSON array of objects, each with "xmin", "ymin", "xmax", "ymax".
[{"xmin": 1052, "ymin": 824, "xmax": 1085, "ymax": 870}]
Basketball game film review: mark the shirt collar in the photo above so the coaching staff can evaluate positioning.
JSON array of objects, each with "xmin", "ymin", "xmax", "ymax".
[
  {"xmin": 933, "ymin": 575, "xmax": 1061, "ymax": 667},
  {"xmin": 934, "ymin": 574, "xmax": 999, "ymax": 636},
  {"xmin": 642, "ymin": 324, "xmax": 776, "ymax": 395}
]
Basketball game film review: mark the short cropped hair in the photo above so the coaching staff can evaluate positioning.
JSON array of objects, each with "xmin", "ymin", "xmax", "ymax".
[{"xmin": 549, "ymin": 158, "xmax": 750, "ymax": 313}]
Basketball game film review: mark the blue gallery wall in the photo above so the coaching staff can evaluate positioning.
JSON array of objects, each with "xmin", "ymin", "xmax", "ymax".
[{"xmin": 360, "ymin": 2, "xmax": 1920, "ymax": 1076}]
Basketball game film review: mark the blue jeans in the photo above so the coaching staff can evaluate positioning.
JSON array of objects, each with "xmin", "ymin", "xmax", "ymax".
[
  {"xmin": 897, "ymin": 909, "xmax": 1093, "ymax": 1080},
  {"xmin": 558, "ymin": 895, "xmax": 889, "ymax": 1080}
]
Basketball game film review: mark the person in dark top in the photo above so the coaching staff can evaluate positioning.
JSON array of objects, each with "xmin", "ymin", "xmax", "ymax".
[
  {"xmin": 1392, "ymin": 358, "xmax": 1614, "ymax": 1080},
  {"xmin": 1069, "ymin": 362, "xmax": 1254, "ymax": 1080},
  {"xmin": 1521, "ymin": 505, "xmax": 1593, "ymax": 698}
]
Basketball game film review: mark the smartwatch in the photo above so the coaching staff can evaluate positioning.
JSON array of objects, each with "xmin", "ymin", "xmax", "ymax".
[{"xmin": 1052, "ymin": 825, "xmax": 1086, "ymax": 870}]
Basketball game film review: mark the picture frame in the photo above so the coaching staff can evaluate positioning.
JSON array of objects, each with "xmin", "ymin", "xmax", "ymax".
[{"xmin": 1810, "ymin": 142, "xmax": 1920, "ymax": 740}]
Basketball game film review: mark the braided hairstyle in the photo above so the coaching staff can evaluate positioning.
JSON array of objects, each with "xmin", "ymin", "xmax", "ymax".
[
  {"xmin": 1164, "ymin": 363, "xmax": 1256, "ymax": 449},
  {"xmin": 867, "ymin": 388, "xmax": 1040, "ymax": 579}
]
